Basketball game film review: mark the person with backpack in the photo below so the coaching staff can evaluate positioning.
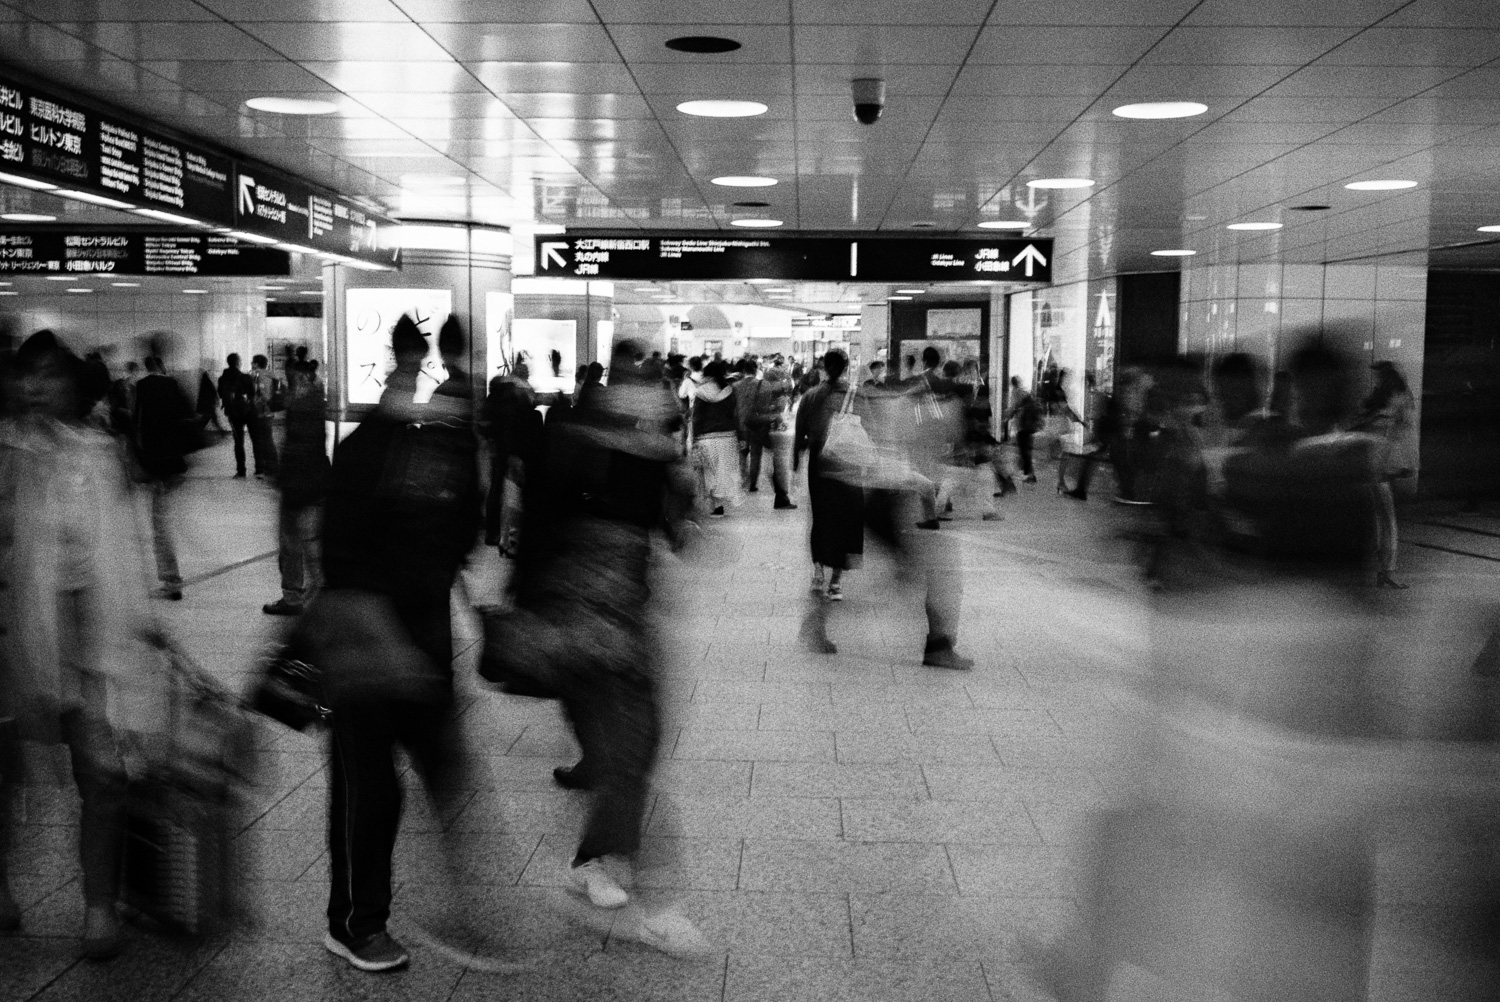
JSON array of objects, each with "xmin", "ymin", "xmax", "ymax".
[
  {"xmin": 1004, "ymin": 375, "xmax": 1043, "ymax": 483},
  {"xmin": 216, "ymin": 353, "xmax": 255, "ymax": 478}
]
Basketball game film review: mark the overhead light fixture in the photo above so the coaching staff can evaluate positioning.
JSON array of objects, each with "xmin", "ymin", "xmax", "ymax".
[
  {"xmin": 45, "ymin": 275, "xmax": 76, "ymax": 281},
  {"xmin": 0, "ymin": 291, "xmax": 16, "ymax": 296},
  {"xmin": 259, "ymin": 285, "xmax": 286, "ymax": 290},
  {"xmin": 1185, "ymin": 214, "xmax": 1207, "ymax": 221},
  {"xmin": 665, "ymin": 36, "xmax": 742, "ymax": 53},
  {"xmin": 65, "ymin": 287, "xmax": 91, "ymax": 293},
  {"xmin": 1226, "ymin": 222, "xmax": 1282, "ymax": 231},
  {"xmin": 244, "ymin": 97, "xmax": 340, "ymax": 115},
  {"xmin": 132, "ymin": 208, "xmax": 206, "ymax": 226},
  {"xmin": 1112, "ymin": 101, "xmax": 1208, "ymax": 119},
  {"xmin": 887, "ymin": 295, "xmax": 913, "ymax": 300},
  {"xmin": 56, "ymin": 190, "xmax": 134, "ymax": 209},
  {"xmin": 0, "ymin": 171, "xmax": 57, "ymax": 191},
  {"xmin": 909, "ymin": 221, "xmax": 936, "ymax": 228},
  {"xmin": 278, "ymin": 243, "xmax": 320, "ymax": 255},
  {"xmin": 1028, "ymin": 178, "xmax": 1094, "ymax": 189},
  {"xmin": 634, "ymin": 286, "xmax": 656, "ymax": 292},
  {"xmin": 747, "ymin": 278, "xmax": 776, "ymax": 284},
  {"xmin": 1345, "ymin": 179, "xmax": 1417, "ymax": 191},
  {"xmin": 1151, "ymin": 249, "xmax": 1197, "ymax": 257},
  {"xmin": 978, "ymin": 220, "xmax": 1029, "ymax": 229},
  {"xmin": 731, "ymin": 218, "xmax": 782, "ymax": 227},
  {"xmin": 182, "ymin": 288, "xmax": 208, "ymax": 294},
  {"xmin": 112, "ymin": 282, "xmax": 140, "ymax": 287},
  {"xmin": 299, "ymin": 290, "xmax": 324, "ymax": 296},
  {"xmin": 227, "ymin": 230, "xmax": 280, "ymax": 245},
  {"xmin": 895, "ymin": 288, "xmax": 926, "ymax": 294},
  {"xmin": 1477, "ymin": 225, "xmax": 1500, "ymax": 233},
  {"xmin": 0, "ymin": 212, "xmax": 56, "ymax": 222},
  {"xmin": 712, "ymin": 175, "xmax": 777, "ymax": 187},
  {"xmin": 678, "ymin": 100, "xmax": 768, "ymax": 117}
]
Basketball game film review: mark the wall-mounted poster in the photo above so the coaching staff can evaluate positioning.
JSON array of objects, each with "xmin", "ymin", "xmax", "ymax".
[
  {"xmin": 925, "ymin": 308, "xmax": 982, "ymax": 341},
  {"xmin": 900, "ymin": 339, "xmax": 981, "ymax": 370},
  {"xmin": 485, "ymin": 290, "xmax": 514, "ymax": 380},
  {"xmin": 345, "ymin": 288, "xmax": 452, "ymax": 405},
  {"xmin": 512, "ymin": 318, "xmax": 575, "ymax": 394}
]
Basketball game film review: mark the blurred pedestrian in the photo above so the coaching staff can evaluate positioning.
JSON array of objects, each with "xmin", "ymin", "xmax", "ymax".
[
  {"xmin": 132, "ymin": 356, "xmax": 191, "ymax": 600},
  {"xmin": 690, "ymin": 359, "xmax": 739, "ymax": 518},
  {"xmin": 1003, "ymin": 375, "xmax": 1041, "ymax": 483},
  {"xmin": 794, "ymin": 350, "xmax": 864, "ymax": 613},
  {"xmin": 263, "ymin": 363, "xmax": 329, "ymax": 616},
  {"xmin": 1351, "ymin": 360, "xmax": 1415, "ymax": 589},
  {"xmin": 247, "ymin": 354, "xmax": 279, "ymax": 478},
  {"xmin": 216, "ymin": 354, "xmax": 254, "ymax": 478}
]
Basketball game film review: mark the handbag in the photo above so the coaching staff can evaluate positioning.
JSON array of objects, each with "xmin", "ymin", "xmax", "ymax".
[
  {"xmin": 296, "ymin": 590, "xmax": 449, "ymax": 706},
  {"xmin": 821, "ymin": 383, "xmax": 927, "ymax": 491},
  {"xmin": 247, "ymin": 645, "xmax": 328, "ymax": 731}
]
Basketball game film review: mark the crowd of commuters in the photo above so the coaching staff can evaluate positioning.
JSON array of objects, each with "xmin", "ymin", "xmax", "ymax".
[{"xmin": 0, "ymin": 315, "xmax": 1472, "ymax": 996}]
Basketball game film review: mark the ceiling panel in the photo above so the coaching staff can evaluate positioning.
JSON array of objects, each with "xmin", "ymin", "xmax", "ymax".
[
  {"xmin": 196, "ymin": 0, "xmax": 413, "ymax": 21},
  {"xmin": 607, "ymin": 23, "xmax": 792, "ymax": 63},
  {"xmin": 423, "ymin": 21, "xmax": 621, "ymax": 62},
  {"xmin": 467, "ymin": 61, "xmax": 639, "ymax": 93},
  {"xmin": 970, "ymin": 25, "xmax": 1169, "ymax": 64},
  {"xmin": 793, "ymin": 25, "xmax": 981, "ymax": 64}
]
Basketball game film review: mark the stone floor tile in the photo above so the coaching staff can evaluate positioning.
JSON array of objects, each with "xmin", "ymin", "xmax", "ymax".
[
  {"xmin": 653, "ymin": 760, "xmax": 755, "ymax": 798},
  {"xmin": 750, "ymin": 762, "xmax": 927, "ymax": 800},
  {"xmin": 393, "ymin": 829, "xmax": 542, "ymax": 886},
  {"xmin": 233, "ymin": 881, "xmax": 329, "ymax": 943},
  {"xmin": 647, "ymin": 794, "xmax": 838, "ymax": 841},
  {"xmin": 725, "ymin": 956, "xmax": 990, "ymax": 1002},
  {"xmin": 27, "ymin": 935, "xmax": 229, "ymax": 1002},
  {"xmin": 1017, "ymin": 802, "xmax": 1094, "ymax": 845},
  {"xmin": 637, "ymin": 890, "xmax": 853, "ymax": 959},
  {"xmin": 506, "ymin": 724, "xmax": 583, "ymax": 758},
  {"xmin": 450, "ymin": 949, "xmax": 727, "ymax": 1002},
  {"xmin": 664, "ymin": 701, "xmax": 763, "ymax": 732},
  {"xmin": 450, "ymin": 788, "xmax": 590, "ymax": 835},
  {"xmin": 520, "ymin": 834, "xmax": 742, "ymax": 893},
  {"xmin": 829, "ymin": 682, "xmax": 976, "ymax": 709},
  {"xmin": 923, "ymin": 765, "xmax": 1105, "ymax": 803},
  {"xmin": 757, "ymin": 702, "xmax": 909, "ymax": 733},
  {"xmin": 990, "ymin": 737, "xmax": 1120, "ymax": 770},
  {"xmin": 849, "ymin": 893, "xmax": 1079, "ymax": 963},
  {"xmin": 174, "ymin": 941, "xmax": 465, "ymax": 1002},
  {"xmin": 947, "ymin": 844, "xmax": 1082, "ymax": 897},
  {"xmin": 0, "ymin": 937, "xmax": 81, "ymax": 1001},
  {"xmin": 738, "ymin": 839, "xmax": 958, "ymax": 894},
  {"xmin": 840, "ymin": 797, "xmax": 1040, "ymax": 845},
  {"xmin": 673, "ymin": 728, "xmax": 835, "ymax": 763},
  {"xmin": 834, "ymin": 731, "xmax": 1001, "ymax": 765},
  {"xmin": 234, "ymin": 829, "xmax": 324, "ymax": 882},
  {"xmin": 691, "ymin": 679, "xmax": 832, "ymax": 705},
  {"xmin": 906, "ymin": 706, "xmax": 1064, "ymax": 738}
]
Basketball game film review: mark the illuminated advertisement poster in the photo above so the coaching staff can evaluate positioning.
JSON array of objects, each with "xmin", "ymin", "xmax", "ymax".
[
  {"xmin": 925, "ymin": 308, "xmax": 982, "ymax": 342},
  {"xmin": 345, "ymin": 287, "xmax": 451, "ymax": 405},
  {"xmin": 512, "ymin": 318, "xmax": 575, "ymax": 394},
  {"xmin": 485, "ymin": 290, "xmax": 514, "ymax": 380}
]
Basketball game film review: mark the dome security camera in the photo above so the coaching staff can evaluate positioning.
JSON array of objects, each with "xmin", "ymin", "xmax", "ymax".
[{"xmin": 852, "ymin": 78, "xmax": 885, "ymax": 125}]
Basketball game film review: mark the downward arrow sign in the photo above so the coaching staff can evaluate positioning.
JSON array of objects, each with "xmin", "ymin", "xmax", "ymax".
[
  {"xmin": 238, "ymin": 175, "xmax": 256, "ymax": 216},
  {"xmin": 540, "ymin": 241, "xmax": 568, "ymax": 270},
  {"xmin": 1012, "ymin": 244, "xmax": 1047, "ymax": 278}
]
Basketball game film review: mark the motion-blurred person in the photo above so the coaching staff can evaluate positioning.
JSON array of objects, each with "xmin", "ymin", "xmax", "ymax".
[
  {"xmin": 1003, "ymin": 375, "xmax": 1042, "ymax": 483},
  {"xmin": 1025, "ymin": 344, "xmax": 1392, "ymax": 1002},
  {"xmin": 690, "ymin": 359, "xmax": 739, "ymax": 518},
  {"xmin": 863, "ymin": 360, "xmax": 886, "ymax": 388},
  {"xmin": 263, "ymin": 363, "xmax": 329, "ymax": 616},
  {"xmin": 793, "ymin": 350, "xmax": 864, "ymax": 613},
  {"xmin": 1059, "ymin": 372, "xmax": 1112, "ymax": 501},
  {"xmin": 195, "ymin": 370, "xmax": 224, "ymax": 433},
  {"xmin": 1352, "ymin": 360, "xmax": 1415, "ymax": 589},
  {"xmin": 0, "ymin": 330, "xmax": 166, "ymax": 959},
  {"xmin": 216, "ymin": 354, "xmax": 254, "ymax": 478},
  {"xmin": 745, "ymin": 358, "xmax": 795, "ymax": 509},
  {"xmin": 484, "ymin": 359, "xmax": 536, "ymax": 555},
  {"xmin": 132, "ymin": 356, "xmax": 191, "ymax": 601},
  {"xmin": 732, "ymin": 357, "xmax": 759, "ymax": 488},
  {"xmin": 247, "ymin": 354, "xmax": 279, "ymax": 478},
  {"xmin": 937, "ymin": 359, "xmax": 1001, "ymax": 521},
  {"xmin": 318, "ymin": 315, "xmax": 482, "ymax": 973}
]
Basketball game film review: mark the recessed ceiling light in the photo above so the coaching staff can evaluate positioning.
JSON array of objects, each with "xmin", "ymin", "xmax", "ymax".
[
  {"xmin": 887, "ymin": 295, "xmax": 913, "ymax": 301},
  {"xmin": 1028, "ymin": 178, "xmax": 1094, "ymax": 189},
  {"xmin": 66, "ymin": 287, "xmax": 91, "ymax": 293},
  {"xmin": 0, "ymin": 291, "xmax": 16, "ymax": 296},
  {"xmin": 56, "ymin": 190, "xmax": 134, "ymax": 209},
  {"xmin": 1112, "ymin": 101, "xmax": 1208, "ymax": 119},
  {"xmin": 0, "ymin": 212, "xmax": 55, "ymax": 222},
  {"xmin": 895, "ymin": 288, "xmax": 926, "ymax": 294},
  {"xmin": 259, "ymin": 285, "xmax": 286, "ymax": 290},
  {"xmin": 909, "ymin": 221, "xmax": 936, "ymax": 228},
  {"xmin": 678, "ymin": 100, "xmax": 767, "ymax": 118},
  {"xmin": 712, "ymin": 176, "xmax": 777, "ymax": 187},
  {"xmin": 1185, "ymin": 214, "xmax": 1207, "ymax": 221},
  {"xmin": 1151, "ymin": 249, "xmax": 1197, "ymax": 257},
  {"xmin": 1478, "ymin": 225, "xmax": 1500, "ymax": 233},
  {"xmin": 1288, "ymin": 205, "xmax": 1331, "ymax": 212},
  {"xmin": 1226, "ymin": 222, "xmax": 1282, "ymax": 231},
  {"xmin": 978, "ymin": 220, "xmax": 1029, "ymax": 230},
  {"xmin": 45, "ymin": 275, "xmax": 75, "ymax": 281},
  {"xmin": 183, "ymin": 288, "xmax": 208, "ymax": 294},
  {"xmin": 133, "ymin": 208, "xmax": 205, "ymax": 226},
  {"xmin": 227, "ymin": 230, "xmax": 280, "ymax": 245},
  {"xmin": 0, "ymin": 171, "xmax": 56, "ymax": 191},
  {"xmin": 1345, "ymin": 179, "xmax": 1417, "ymax": 191},
  {"xmin": 245, "ymin": 97, "xmax": 340, "ymax": 115},
  {"xmin": 299, "ymin": 290, "xmax": 323, "ymax": 296},
  {"xmin": 112, "ymin": 282, "xmax": 139, "ymax": 287},
  {"xmin": 634, "ymin": 286, "xmax": 657, "ymax": 292},
  {"xmin": 665, "ymin": 36, "xmax": 741, "ymax": 54},
  {"xmin": 731, "ymin": 218, "xmax": 782, "ymax": 227}
]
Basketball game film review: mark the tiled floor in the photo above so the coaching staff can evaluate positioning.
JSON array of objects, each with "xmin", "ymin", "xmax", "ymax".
[{"xmin": 1, "ymin": 435, "xmax": 1497, "ymax": 1000}]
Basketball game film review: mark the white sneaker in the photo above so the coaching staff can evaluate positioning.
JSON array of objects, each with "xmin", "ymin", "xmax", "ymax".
[
  {"xmin": 635, "ymin": 909, "xmax": 713, "ymax": 957},
  {"xmin": 571, "ymin": 858, "xmax": 628, "ymax": 909}
]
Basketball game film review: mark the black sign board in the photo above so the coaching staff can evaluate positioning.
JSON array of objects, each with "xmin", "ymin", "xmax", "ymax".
[
  {"xmin": 0, "ymin": 73, "xmax": 235, "ymax": 224},
  {"xmin": 0, "ymin": 230, "xmax": 290, "ymax": 276},
  {"xmin": 537, "ymin": 234, "xmax": 1053, "ymax": 284},
  {"xmin": 235, "ymin": 165, "xmax": 394, "ymax": 265}
]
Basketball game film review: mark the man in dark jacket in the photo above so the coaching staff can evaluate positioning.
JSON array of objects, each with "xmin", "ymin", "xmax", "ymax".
[
  {"xmin": 216, "ymin": 353, "xmax": 254, "ymax": 477},
  {"xmin": 134, "ymin": 356, "xmax": 190, "ymax": 599},
  {"xmin": 263, "ymin": 363, "xmax": 330, "ymax": 615}
]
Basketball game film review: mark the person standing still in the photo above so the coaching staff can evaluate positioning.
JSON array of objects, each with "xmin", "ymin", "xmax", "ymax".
[
  {"xmin": 217, "ymin": 353, "xmax": 254, "ymax": 477},
  {"xmin": 132, "ymin": 356, "xmax": 190, "ymax": 600},
  {"xmin": 248, "ymin": 354, "xmax": 279, "ymax": 478}
]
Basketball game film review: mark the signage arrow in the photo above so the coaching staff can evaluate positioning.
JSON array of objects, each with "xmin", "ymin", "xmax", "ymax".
[
  {"xmin": 1013, "ymin": 244, "xmax": 1047, "ymax": 277},
  {"xmin": 540, "ymin": 241, "xmax": 568, "ymax": 270},
  {"xmin": 238, "ymin": 175, "xmax": 256, "ymax": 215}
]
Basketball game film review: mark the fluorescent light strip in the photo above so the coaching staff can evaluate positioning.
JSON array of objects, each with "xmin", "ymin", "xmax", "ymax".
[{"xmin": 55, "ymin": 190, "xmax": 134, "ymax": 210}]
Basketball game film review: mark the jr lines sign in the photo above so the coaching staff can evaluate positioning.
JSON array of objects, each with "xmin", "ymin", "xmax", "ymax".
[{"xmin": 536, "ymin": 234, "xmax": 1053, "ymax": 284}]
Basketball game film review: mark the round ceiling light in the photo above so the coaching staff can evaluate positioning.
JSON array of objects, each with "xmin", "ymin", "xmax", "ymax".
[
  {"xmin": 978, "ymin": 220, "xmax": 1029, "ymax": 229},
  {"xmin": 1028, "ymin": 177, "xmax": 1094, "ymax": 189},
  {"xmin": 712, "ymin": 175, "xmax": 777, "ymax": 187},
  {"xmin": 1226, "ymin": 222, "xmax": 1283, "ymax": 231},
  {"xmin": 677, "ymin": 100, "xmax": 767, "ymax": 118},
  {"xmin": 665, "ymin": 36, "xmax": 742, "ymax": 54},
  {"xmin": 1112, "ymin": 101, "xmax": 1208, "ymax": 119},
  {"xmin": 245, "ymin": 97, "xmax": 341, "ymax": 115},
  {"xmin": 731, "ymin": 218, "xmax": 782, "ymax": 227},
  {"xmin": 1151, "ymin": 249, "xmax": 1197, "ymax": 257},
  {"xmin": 1345, "ymin": 179, "xmax": 1417, "ymax": 191},
  {"xmin": 0, "ymin": 212, "xmax": 55, "ymax": 222}
]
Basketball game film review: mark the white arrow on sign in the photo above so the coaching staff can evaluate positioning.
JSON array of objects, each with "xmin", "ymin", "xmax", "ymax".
[
  {"xmin": 238, "ymin": 175, "xmax": 256, "ymax": 215},
  {"xmin": 540, "ymin": 241, "xmax": 568, "ymax": 270},
  {"xmin": 1012, "ymin": 244, "xmax": 1047, "ymax": 277}
]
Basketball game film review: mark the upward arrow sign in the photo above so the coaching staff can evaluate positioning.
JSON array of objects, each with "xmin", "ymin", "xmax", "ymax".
[
  {"xmin": 238, "ymin": 175, "xmax": 256, "ymax": 215},
  {"xmin": 1012, "ymin": 244, "xmax": 1047, "ymax": 278}
]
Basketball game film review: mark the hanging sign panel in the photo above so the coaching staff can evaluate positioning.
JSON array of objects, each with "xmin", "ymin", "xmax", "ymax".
[
  {"xmin": 536, "ymin": 234, "xmax": 1052, "ymax": 284},
  {"xmin": 0, "ymin": 230, "xmax": 290, "ymax": 275},
  {"xmin": 235, "ymin": 165, "xmax": 395, "ymax": 266},
  {"xmin": 0, "ymin": 72, "xmax": 234, "ymax": 224}
]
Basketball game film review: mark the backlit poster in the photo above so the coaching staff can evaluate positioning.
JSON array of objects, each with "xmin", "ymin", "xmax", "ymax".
[
  {"xmin": 485, "ymin": 291, "xmax": 514, "ymax": 381},
  {"xmin": 512, "ymin": 318, "xmax": 575, "ymax": 394},
  {"xmin": 345, "ymin": 287, "xmax": 451, "ymax": 405}
]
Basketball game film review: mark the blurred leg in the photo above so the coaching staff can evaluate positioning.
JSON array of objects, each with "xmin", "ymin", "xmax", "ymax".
[
  {"xmin": 149, "ymin": 477, "xmax": 181, "ymax": 587},
  {"xmin": 327, "ymin": 702, "xmax": 402, "ymax": 941}
]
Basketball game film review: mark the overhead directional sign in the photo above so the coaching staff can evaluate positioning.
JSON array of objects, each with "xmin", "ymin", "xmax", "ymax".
[
  {"xmin": 233, "ymin": 165, "xmax": 394, "ymax": 266},
  {"xmin": 535, "ymin": 234, "xmax": 1052, "ymax": 284},
  {"xmin": 0, "ymin": 229, "xmax": 290, "ymax": 276}
]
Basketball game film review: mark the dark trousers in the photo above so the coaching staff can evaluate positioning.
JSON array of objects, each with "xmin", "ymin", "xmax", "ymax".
[
  {"xmin": 745, "ymin": 431, "xmax": 787, "ymax": 498},
  {"xmin": 1017, "ymin": 428, "xmax": 1035, "ymax": 476},
  {"xmin": 249, "ymin": 417, "xmax": 278, "ymax": 476},
  {"xmin": 561, "ymin": 671, "xmax": 661, "ymax": 861},
  {"xmin": 229, "ymin": 418, "xmax": 248, "ymax": 474},
  {"xmin": 0, "ymin": 710, "xmax": 126, "ymax": 906}
]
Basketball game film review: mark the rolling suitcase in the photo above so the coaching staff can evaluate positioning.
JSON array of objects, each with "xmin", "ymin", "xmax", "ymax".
[{"xmin": 120, "ymin": 631, "xmax": 255, "ymax": 936}]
